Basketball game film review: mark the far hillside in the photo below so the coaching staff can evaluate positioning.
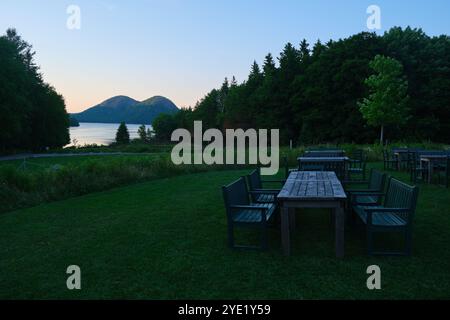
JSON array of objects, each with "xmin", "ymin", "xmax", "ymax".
[{"xmin": 72, "ymin": 95, "xmax": 179, "ymax": 125}]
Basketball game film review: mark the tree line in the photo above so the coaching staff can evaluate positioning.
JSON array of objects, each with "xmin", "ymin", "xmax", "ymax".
[
  {"xmin": 0, "ymin": 29, "xmax": 70, "ymax": 154},
  {"xmin": 153, "ymin": 27, "xmax": 450, "ymax": 145}
]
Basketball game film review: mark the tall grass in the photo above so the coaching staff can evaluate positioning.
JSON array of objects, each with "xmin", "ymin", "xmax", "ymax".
[
  {"xmin": 2, "ymin": 142, "xmax": 449, "ymax": 213},
  {"xmin": 0, "ymin": 155, "xmax": 251, "ymax": 213}
]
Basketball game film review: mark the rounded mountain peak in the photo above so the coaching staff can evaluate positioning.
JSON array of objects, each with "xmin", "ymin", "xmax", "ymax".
[
  {"xmin": 138, "ymin": 96, "xmax": 179, "ymax": 111},
  {"xmin": 98, "ymin": 96, "xmax": 139, "ymax": 109}
]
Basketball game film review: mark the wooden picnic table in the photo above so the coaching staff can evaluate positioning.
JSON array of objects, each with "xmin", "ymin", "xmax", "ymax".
[
  {"xmin": 393, "ymin": 150, "xmax": 410, "ymax": 170},
  {"xmin": 420, "ymin": 154, "xmax": 448, "ymax": 184},
  {"xmin": 277, "ymin": 171, "xmax": 347, "ymax": 258}
]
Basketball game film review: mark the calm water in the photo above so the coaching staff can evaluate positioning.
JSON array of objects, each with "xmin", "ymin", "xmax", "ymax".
[{"xmin": 68, "ymin": 123, "xmax": 149, "ymax": 146}]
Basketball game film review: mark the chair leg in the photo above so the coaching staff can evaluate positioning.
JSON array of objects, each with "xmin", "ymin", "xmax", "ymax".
[
  {"xmin": 405, "ymin": 229, "xmax": 412, "ymax": 256},
  {"xmin": 228, "ymin": 224, "xmax": 235, "ymax": 248},
  {"xmin": 261, "ymin": 224, "xmax": 268, "ymax": 251},
  {"xmin": 348, "ymin": 206, "xmax": 356, "ymax": 227}
]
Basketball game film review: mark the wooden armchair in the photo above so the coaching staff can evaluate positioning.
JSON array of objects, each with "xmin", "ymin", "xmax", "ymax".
[
  {"xmin": 222, "ymin": 177, "xmax": 278, "ymax": 250},
  {"xmin": 352, "ymin": 178, "xmax": 419, "ymax": 256}
]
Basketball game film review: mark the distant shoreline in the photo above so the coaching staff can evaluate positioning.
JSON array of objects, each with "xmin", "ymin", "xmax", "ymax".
[{"xmin": 68, "ymin": 122, "xmax": 148, "ymax": 147}]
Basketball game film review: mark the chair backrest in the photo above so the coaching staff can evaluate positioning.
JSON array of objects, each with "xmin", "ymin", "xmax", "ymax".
[
  {"xmin": 307, "ymin": 147, "xmax": 341, "ymax": 151},
  {"xmin": 407, "ymin": 151, "xmax": 419, "ymax": 167},
  {"xmin": 384, "ymin": 178, "xmax": 419, "ymax": 223},
  {"xmin": 222, "ymin": 177, "xmax": 250, "ymax": 220},
  {"xmin": 418, "ymin": 150, "xmax": 447, "ymax": 156},
  {"xmin": 247, "ymin": 168, "xmax": 262, "ymax": 191},
  {"xmin": 298, "ymin": 163, "xmax": 325, "ymax": 171},
  {"xmin": 368, "ymin": 169, "xmax": 386, "ymax": 191},
  {"xmin": 304, "ymin": 151, "xmax": 344, "ymax": 158},
  {"xmin": 351, "ymin": 149, "xmax": 364, "ymax": 161},
  {"xmin": 298, "ymin": 159, "xmax": 346, "ymax": 180}
]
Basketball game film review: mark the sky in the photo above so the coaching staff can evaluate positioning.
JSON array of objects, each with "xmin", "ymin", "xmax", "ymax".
[{"xmin": 0, "ymin": 0, "xmax": 449, "ymax": 113}]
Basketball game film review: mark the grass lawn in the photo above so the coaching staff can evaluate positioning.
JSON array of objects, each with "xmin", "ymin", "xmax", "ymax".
[
  {"xmin": 0, "ymin": 163, "xmax": 449, "ymax": 299},
  {"xmin": 0, "ymin": 154, "xmax": 164, "ymax": 172}
]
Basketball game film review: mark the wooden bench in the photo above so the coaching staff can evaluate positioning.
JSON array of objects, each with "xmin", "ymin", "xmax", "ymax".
[
  {"xmin": 246, "ymin": 168, "xmax": 284, "ymax": 204},
  {"xmin": 222, "ymin": 177, "xmax": 278, "ymax": 250},
  {"xmin": 352, "ymin": 178, "xmax": 419, "ymax": 256}
]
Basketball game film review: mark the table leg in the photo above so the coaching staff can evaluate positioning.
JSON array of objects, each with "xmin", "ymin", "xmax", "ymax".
[
  {"xmin": 289, "ymin": 208, "xmax": 296, "ymax": 233},
  {"xmin": 428, "ymin": 160, "xmax": 433, "ymax": 184},
  {"xmin": 281, "ymin": 206, "xmax": 291, "ymax": 256},
  {"xmin": 335, "ymin": 204, "xmax": 345, "ymax": 258}
]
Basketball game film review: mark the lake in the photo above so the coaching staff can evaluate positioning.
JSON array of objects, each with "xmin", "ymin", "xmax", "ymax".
[{"xmin": 68, "ymin": 123, "xmax": 149, "ymax": 146}]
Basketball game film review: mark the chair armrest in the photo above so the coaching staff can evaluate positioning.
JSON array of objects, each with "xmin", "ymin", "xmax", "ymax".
[
  {"xmin": 230, "ymin": 205, "xmax": 268, "ymax": 221},
  {"xmin": 346, "ymin": 189, "xmax": 381, "ymax": 194},
  {"xmin": 353, "ymin": 201, "xmax": 380, "ymax": 206},
  {"xmin": 262, "ymin": 179, "xmax": 286, "ymax": 185},
  {"xmin": 344, "ymin": 180, "xmax": 369, "ymax": 185},
  {"xmin": 249, "ymin": 189, "xmax": 280, "ymax": 195},
  {"xmin": 230, "ymin": 205, "xmax": 268, "ymax": 211},
  {"xmin": 349, "ymin": 192, "xmax": 384, "ymax": 204},
  {"xmin": 365, "ymin": 208, "xmax": 410, "ymax": 225},
  {"xmin": 364, "ymin": 207, "xmax": 409, "ymax": 213},
  {"xmin": 349, "ymin": 191, "xmax": 385, "ymax": 196}
]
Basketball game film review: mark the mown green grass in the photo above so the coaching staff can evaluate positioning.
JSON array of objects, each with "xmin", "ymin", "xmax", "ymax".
[{"xmin": 0, "ymin": 164, "xmax": 449, "ymax": 299}]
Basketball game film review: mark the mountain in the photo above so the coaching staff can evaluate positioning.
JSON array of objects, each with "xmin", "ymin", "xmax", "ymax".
[
  {"xmin": 71, "ymin": 95, "xmax": 179, "ymax": 124},
  {"xmin": 69, "ymin": 117, "xmax": 80, "ymax": 127}
]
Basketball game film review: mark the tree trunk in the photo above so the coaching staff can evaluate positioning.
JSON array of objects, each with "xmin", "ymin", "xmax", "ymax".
[{"xmin": 380, "ymin": 125, "xmax": 384, "ymax": 145}]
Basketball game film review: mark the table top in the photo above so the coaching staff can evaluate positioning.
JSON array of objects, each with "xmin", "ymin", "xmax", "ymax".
[
  {"xmin": 304, "ymin": 150, "xmax": 345, "ymax": 153},
  {"xmin": 420, "ymin": 154, "xmax": 449, "ymax": 160},
  {"xmin": 297, "ymin": 157, "xmax": 349, "ymax": 162},
  {"xmin": 277, "ymin": 171, "xmax": 347, "ymax": 201},
  {"xmin": 393, "ymin": 150, "xmax": 410, "ymax": 153}
]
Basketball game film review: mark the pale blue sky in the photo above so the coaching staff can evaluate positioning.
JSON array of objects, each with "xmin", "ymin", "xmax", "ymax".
[{"xmin": 1, "ymin": 0, "xmax": 449, "ymax": 112}]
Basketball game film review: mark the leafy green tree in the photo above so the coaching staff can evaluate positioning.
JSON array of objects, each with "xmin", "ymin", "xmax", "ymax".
[
  {"xmin": 192, "ymin": 89, "xmax": 221, "ymax": 129},
  {"xmin": 115, "ymin": 122, "xmax": 130, "ymax": 144},
  {"xmin": 146, "ymin": 128, "xmax": 153, "ymax": 141},
  {"xmin": 145, "ymin": 27, "xmax": 450, "ymax": 145},
  {"xmin": 152, "ymin": 114, "xmax": 178, "ymax": 141},
  {"xmin": 358, "ymin": 55, "xmax": 410, "ymax": 144},
  {"xmin": 137, "ymin": 124, "xmax": 148, "ymax": 142},
  {"xmin": 0, "ymin": 29, "xmax": 70, "ymax": 153}
]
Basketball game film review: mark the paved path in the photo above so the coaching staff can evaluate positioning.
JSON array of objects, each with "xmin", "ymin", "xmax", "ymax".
[{"xmin": 0, "ymin": 152, "xmax": 154, "ymax": 162}]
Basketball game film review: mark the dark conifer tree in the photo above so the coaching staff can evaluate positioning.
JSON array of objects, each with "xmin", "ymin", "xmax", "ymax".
[{"xmin": 116, "ymin": 122, "xmax": 130, "ymax": 144}]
